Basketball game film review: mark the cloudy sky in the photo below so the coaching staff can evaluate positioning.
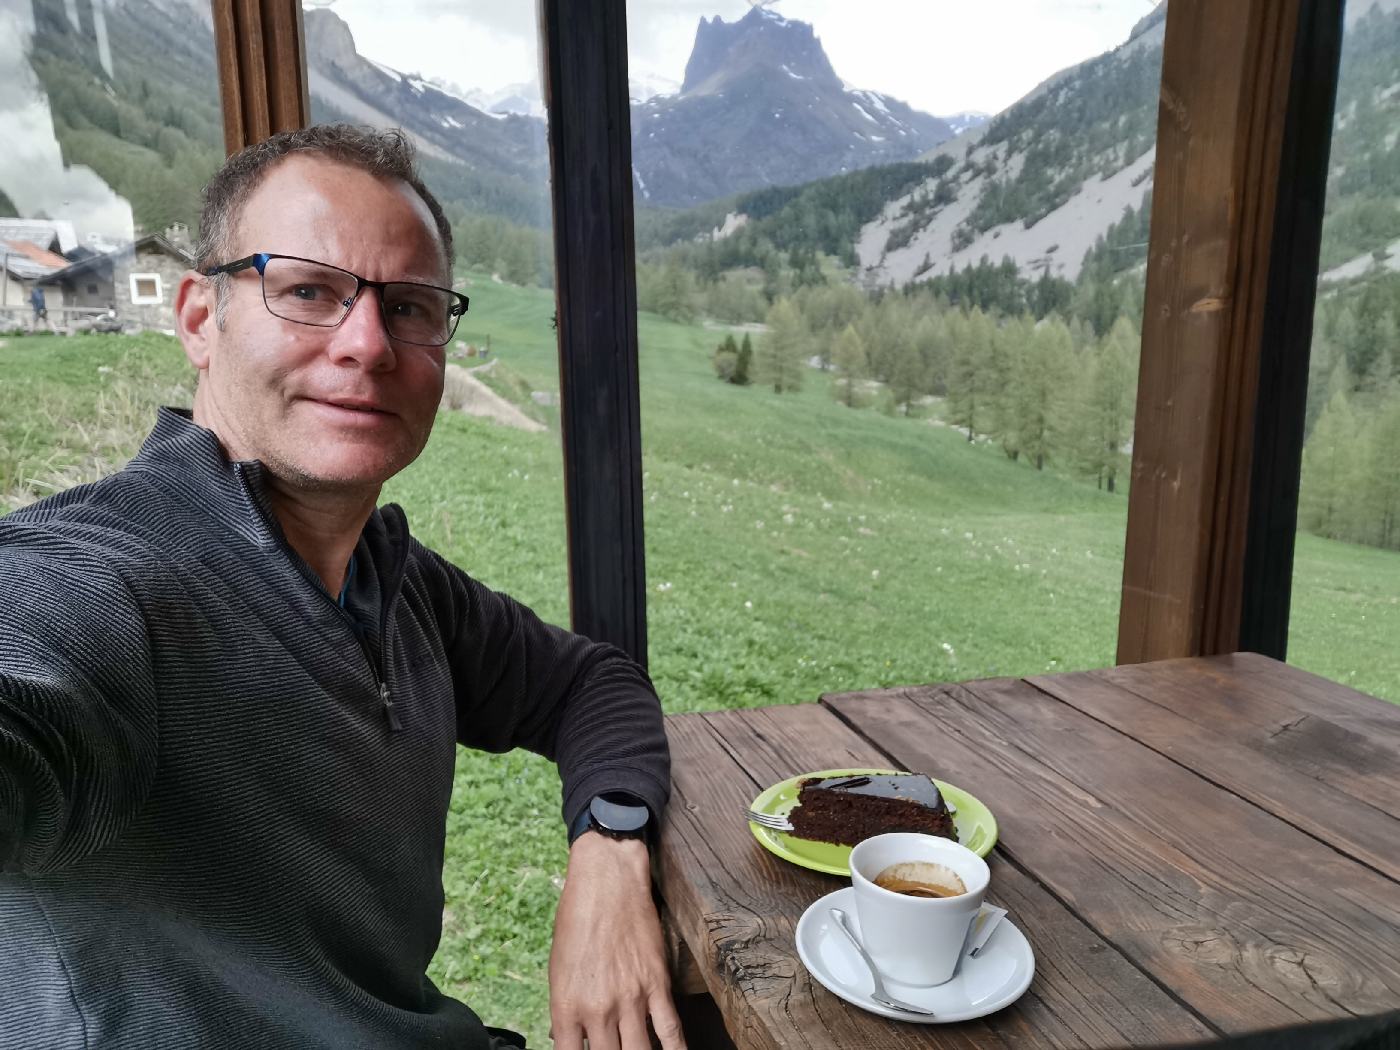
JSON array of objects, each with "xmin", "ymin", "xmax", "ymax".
[{"xmin": 321, "ymin": 0, "xmax": 1161, "ymax": 117}]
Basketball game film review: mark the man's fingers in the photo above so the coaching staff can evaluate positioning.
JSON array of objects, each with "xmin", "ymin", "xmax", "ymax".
[
  {"xmin": 648, "ymin": 989, "xmax": 687, "ymax": 1050},
  {"xmin": 619, "ymin": 1004, "xmax": 654, "ymax": 1050},
  {"xmin": 581, "ymin": 1015, "xmax": 622, "ymax": 1050},
  {"xmin": 549, "ymin": 1018, "xmax": 583, "ymax": 1050}
]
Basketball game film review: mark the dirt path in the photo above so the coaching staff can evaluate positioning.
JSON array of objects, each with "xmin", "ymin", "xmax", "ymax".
[{"xmin": 440, "ymin": 363, "xmax": 546, "ymax": 433}]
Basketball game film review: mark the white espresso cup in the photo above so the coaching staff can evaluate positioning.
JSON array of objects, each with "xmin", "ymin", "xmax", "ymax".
[{"xmin": 849, "ymin": 832, "xmax": 990, "ymax": 986}]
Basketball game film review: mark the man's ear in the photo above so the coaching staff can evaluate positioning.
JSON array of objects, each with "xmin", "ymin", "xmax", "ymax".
[{"xmin": 175, "ymin": 269, "xmax": 217, "ymax": 370}]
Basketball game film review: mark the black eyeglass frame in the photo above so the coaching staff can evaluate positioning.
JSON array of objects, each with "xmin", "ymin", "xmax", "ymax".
[{"xmin": 203, "ymin": 252, "xmax": 470, "ymax": 348}]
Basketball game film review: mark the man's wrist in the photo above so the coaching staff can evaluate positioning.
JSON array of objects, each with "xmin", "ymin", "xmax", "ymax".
[{"xmin": 568, "ymin": 791, "xmax": 653, "ymax": 847}]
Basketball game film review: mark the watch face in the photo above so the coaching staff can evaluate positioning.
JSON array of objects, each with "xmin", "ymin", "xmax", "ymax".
[{"xmin": 591, "ymin": 794, "xmax": 650, "ymax": 834}]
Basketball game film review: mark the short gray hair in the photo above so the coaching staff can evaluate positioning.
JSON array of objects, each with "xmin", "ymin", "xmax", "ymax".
[{"xmin": 195, "ymin": 125, "xmax": 454, "ymax": 308}]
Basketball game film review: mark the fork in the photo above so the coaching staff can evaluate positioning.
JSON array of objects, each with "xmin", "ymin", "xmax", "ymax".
[{"xmin": 745, "ymin": 809, "xmax": 794, "ymax": 831}]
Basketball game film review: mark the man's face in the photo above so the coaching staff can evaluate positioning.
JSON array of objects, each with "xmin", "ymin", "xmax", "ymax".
[{"xmin": 185, "ymin": 155, "xmax": 449, "ymax": 493}]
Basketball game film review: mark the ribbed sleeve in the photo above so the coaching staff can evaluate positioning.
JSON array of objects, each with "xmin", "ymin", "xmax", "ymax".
[{"xmin": 0, "ymin": 408, "xmax": 669, "ymax": 1049}]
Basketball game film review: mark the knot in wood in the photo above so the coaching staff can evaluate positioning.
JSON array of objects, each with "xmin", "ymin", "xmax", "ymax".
[
  {"xmin": 1262, "ymin": 943, "xmax": 1348, "ymax": 996},
  {"xmin": 1162, "ymin": 924, "xmax": 1238, "ymax": 965}
]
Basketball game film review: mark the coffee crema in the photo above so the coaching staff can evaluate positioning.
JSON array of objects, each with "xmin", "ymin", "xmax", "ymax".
[{"xmin": 873, "ymin": 860, "xmax": 966, "ymax": 899}]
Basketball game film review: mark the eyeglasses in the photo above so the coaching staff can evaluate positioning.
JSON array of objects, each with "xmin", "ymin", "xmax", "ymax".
[{"xmin": 204, "ymin": 252, "xmax": 470, "ymax": 348}]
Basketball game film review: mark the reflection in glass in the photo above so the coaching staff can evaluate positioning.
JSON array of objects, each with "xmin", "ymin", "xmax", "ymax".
[
  {"xmin": 1289, "ymin": 0, "xmax": 1400, "ymax": 702},
  {"xmin": 301, "ymin": 7, "xmax": 563, "ymax": 1045},
  {"xmin": 1, "ymin": 0, "xmax": 223, "ymax": 334}
]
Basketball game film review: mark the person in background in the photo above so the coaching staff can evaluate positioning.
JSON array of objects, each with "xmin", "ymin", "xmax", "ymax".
[
  {"xmin": 29, "ymin": 284, "xmax": 48, "ymax": 330},
  {"xmin": 0, "ymin": 124, "xmax": 684, "ymax": 1050}
]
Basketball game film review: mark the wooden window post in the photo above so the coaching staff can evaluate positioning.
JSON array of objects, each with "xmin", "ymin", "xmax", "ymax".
[
  {"xmin": 211, "ymin": 0, "xmax": 310, "ymax": 155},
  {"xmin": 539, "ymin": 0, "xmax": 649, "ymax": 663},
  {"xmin": 1118, "ymin": 0, "xmax": 1344, "ymax": 664}
]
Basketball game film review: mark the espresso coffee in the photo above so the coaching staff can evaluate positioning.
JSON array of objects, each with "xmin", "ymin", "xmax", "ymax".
[{"xmin": 873, "ymin": 860, "xmax": 966, "ymax": 899}]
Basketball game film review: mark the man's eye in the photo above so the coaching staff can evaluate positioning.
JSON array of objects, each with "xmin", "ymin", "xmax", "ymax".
[
  {"xmin": 389, "ymin": 300, "xmax": 426, "ymax": 318},
  {"xmin": 291, "ymin": 284, "xmax": 327, "ymax": 301}
]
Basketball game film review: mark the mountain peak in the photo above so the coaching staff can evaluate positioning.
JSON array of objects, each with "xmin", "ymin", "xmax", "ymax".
[
  {"xmin": 680, "ymin": 6, "xmax": 839, "ymax": 97},
  {"xmin": 302, "ymin": 8, "xmax": 358, "ymax": 68}
]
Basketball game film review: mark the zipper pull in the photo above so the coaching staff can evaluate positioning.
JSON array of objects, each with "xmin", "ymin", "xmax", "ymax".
[{"xmin": 380, "ymin": 681, "xmax": 403, "ymax": 732}]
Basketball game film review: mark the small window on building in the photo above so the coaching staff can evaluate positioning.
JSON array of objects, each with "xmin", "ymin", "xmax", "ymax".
[
  {"xmin": 129, "ymin": 273, "xmax": 162, "ymax": 304},
  {"xmin": 86, "ymin": 283, "xmax": 98, "ymax": 295}
]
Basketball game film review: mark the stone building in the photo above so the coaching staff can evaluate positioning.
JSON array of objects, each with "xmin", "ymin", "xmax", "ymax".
[
  {"xmin": 0, "ymin": 220, "xmax": 72, "ymax": 330},
  {"xmin": 39, "ymin": 230, "xmax": 194, "ymax": 332}
]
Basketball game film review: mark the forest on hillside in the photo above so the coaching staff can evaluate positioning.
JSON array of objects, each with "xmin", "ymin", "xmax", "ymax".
[{"xmin": 13, "ymin": 0, "xmax": 1400, "ymax": 556}]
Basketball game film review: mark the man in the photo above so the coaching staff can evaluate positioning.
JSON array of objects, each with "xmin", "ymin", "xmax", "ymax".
[
  {"xmin": 29, "ymin": 284, "xmax": 47, "ymax": 330},
  {"xmin": 0, "ymin": 125, "xmax": 684, "ymax": 1050}
]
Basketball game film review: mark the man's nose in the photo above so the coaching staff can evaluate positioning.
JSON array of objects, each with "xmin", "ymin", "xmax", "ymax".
[{"xmin": 328, "ymin": 289, "xmax": 396, "ymax": 370}]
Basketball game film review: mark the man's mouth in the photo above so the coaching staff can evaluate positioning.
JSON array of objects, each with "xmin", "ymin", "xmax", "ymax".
[{"xmin": 314, "ymin": 397, "xmax": 394, "ymax": 416}]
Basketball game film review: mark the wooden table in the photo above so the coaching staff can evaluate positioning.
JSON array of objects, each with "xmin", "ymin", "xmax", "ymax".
[{"xmin": 655, "ymin": 653, "xmax": 1400, "ymax": 1049}]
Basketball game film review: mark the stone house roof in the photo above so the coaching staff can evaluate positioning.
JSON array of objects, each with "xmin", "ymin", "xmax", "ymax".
[
  {"xmin": 38, "ymin": 233, "xmax": 195, "ymax": 286},
  {"xmin": 0, "ymin": 238, "xmax": 70, "ymax": 280},
  {"xmin": 0, "ymin": 218, "xmax": 78, "ymax": 255}
]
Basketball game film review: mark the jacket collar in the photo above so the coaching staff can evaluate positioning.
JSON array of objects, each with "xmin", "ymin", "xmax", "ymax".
[{"xmin": 127, "ymin": 407, "xmax": 411, "ymax": 587}]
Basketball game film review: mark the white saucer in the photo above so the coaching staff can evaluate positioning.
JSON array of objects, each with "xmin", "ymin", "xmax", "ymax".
[{"xmin": 795, "ymin": 886, "xmax": 1035, "ymax": 1024}]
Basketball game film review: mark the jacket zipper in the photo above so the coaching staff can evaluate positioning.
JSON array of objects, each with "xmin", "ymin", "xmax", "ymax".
[
  {"xmin": 355, "ymin": 630, "xmax": 402, "ymax": 732},
  {"xmin": 234, "ymin": 461, "xmax": 405, "ymax": 732}
]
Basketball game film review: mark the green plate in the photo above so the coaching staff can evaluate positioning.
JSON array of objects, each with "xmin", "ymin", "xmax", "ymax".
[{"xmin": 748, "ymin": 768, "xmax": 998, "ymax": 876}]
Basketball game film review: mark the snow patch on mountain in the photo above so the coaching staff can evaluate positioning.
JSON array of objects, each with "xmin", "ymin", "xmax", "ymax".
[{"xmin": 859, "ymin": 147, "xmax": 1156, "ymax": 284}]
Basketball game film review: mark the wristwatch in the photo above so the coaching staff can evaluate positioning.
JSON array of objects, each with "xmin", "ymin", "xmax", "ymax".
[{"xmin": 569, "ymin": 791, "xmax": 652, "ymax": 845}]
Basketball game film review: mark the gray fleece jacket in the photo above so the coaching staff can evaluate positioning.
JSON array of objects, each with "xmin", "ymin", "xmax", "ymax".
[{"xmin": 0, "ymin": 408, "xmax": 669, "ymax": 1049}]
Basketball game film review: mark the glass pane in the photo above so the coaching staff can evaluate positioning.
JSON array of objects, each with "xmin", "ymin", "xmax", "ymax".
[
  {"xmin": 629, "ymin": 2, "xmax": 1161, "ymax": 712},
  {"xmin": 1, "ymin": 0, "xmax": 220, "ymax": 506},
  {"xmin": 301, "ymin": 5, "xmax": 561, "ymax": 1042},
  {"xmin": 1288, "ymin": 0, "xmax": 1400, "ymax": 703}
]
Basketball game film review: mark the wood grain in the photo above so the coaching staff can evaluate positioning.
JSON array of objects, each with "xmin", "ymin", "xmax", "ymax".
[
  {"xmin": 824, "ymin": 675, "xmax": 1400, "ymax": 1033},
  {"xmin": 539, "ymin": 0, "xmax": 648, "ymax": 662},
  {"xmin": 1026, "ymin": 657, "xmax": 1400, "ymax": 882},
  {"xmin": 659, "ymin": 705, "xmax": 1216, "ymax": 1048},
  {"xmin": 1120, "ymin": 0, "xmax": 1308, "ymax": 662},
  {"xmin": 211, "ymin": 0, "xmax": 309, "ymax": 156}
]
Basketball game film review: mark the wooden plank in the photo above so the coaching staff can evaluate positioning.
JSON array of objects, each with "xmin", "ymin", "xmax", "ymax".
[
  {"xmin": 1238, "ymin": 0, "xmax": 1346, "ymax": 658},
  {"xmin": 539, "ymin": 0, "xmax": 648, "ymax": 662},
  {"xmin": 259, "ymin": 0, "xmax": 309, "ymax": 135},
  {"xmin": 210, "ymin": 0, "xmax": 309, "ymax": 156},
  {"xmin": 1092, "ymin": 655, "xmax": 1400, "ymax": 744},
  {"xmin": 659, "ymin": 707, "xmax": 1216, "ymax": 1049},
  {"xmin": 1025, "ymin": 658, "xmax": 1400, "ymax": 883},
  {"xmin": 1119, "ymin": 0, "xmax": 1307, "ymax": 663},
  {"xmin": 824, "ymin": 680, "xmax": 1400, "ymax": 1034},
  {"xmin": 211, "ymin": 1, "xmax": 247, "ymax": 155}
]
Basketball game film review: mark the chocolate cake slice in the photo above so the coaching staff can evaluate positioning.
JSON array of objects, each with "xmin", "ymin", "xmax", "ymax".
[{"xmin": 786, "ymin": 773, "xmax": 956, "ymax": 847}]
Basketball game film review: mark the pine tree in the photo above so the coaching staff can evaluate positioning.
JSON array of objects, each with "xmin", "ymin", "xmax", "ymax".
[
  {"xmin": 888, "ymin": 331, "xmax": 928, "ymax": 415},
  {"xmin": 1365, "ymin": 399, "xmax": 1400, "ymax": 548},
  {"xmin": 947, "ymin": 309, "xmax": 992, "ymax": 442},
  {"xmin": 989, "ymin": 316, "xmax": 1030, "ymax": 459},
  {"xmin": 735, "ymin": 333, "xmax": 754, "ymax": 386},
  {"xmin": 712, "ymin": 333, "xmax": 739, "ymax": 382},
  {"xmin": 760, "ymin": 299, "xmax": 807, "ymax": 393},
  {"xmin": 1300, "ymin": 391, "xmax": 1360, "ymax": 539},
  {"xmin": 832, "ymin": 324, "xmax": 868, "ymax": 407},
  {"xmin": 915, "ymin": 314, "xmax": 951, "ymax": 397},
  {"xmin": 1080, "ymin": 317, "xmax": 1139, "ymax": 492},
  {"xmin": 1013, "ymin": 317, "xmax": 1072, "ymax": 470}
]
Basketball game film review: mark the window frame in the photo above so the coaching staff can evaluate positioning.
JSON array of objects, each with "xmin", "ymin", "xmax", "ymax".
[
  {"xmin": 213, "ymin": 0, "xmax": 1347, "ymax": 671},
  {"xmin": 129, "ymin": 273, "xmax": 163, "ymax": 305}
]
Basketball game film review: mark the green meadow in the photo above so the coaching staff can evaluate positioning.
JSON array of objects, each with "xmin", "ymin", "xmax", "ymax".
[{"xmin": 2, "ymin": 279, "xmax": 1397, "ymax": 1042}]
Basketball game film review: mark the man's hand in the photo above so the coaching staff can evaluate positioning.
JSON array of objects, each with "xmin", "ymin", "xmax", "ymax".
[{"xmin": 549, "ymin": 831, "xmax": 686, "ymax": 1050}]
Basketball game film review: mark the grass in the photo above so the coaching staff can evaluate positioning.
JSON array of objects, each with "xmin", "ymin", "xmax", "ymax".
[{"xmin": 3, "ymin": 287, "xmax": 1398, "ymax": 1043}]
